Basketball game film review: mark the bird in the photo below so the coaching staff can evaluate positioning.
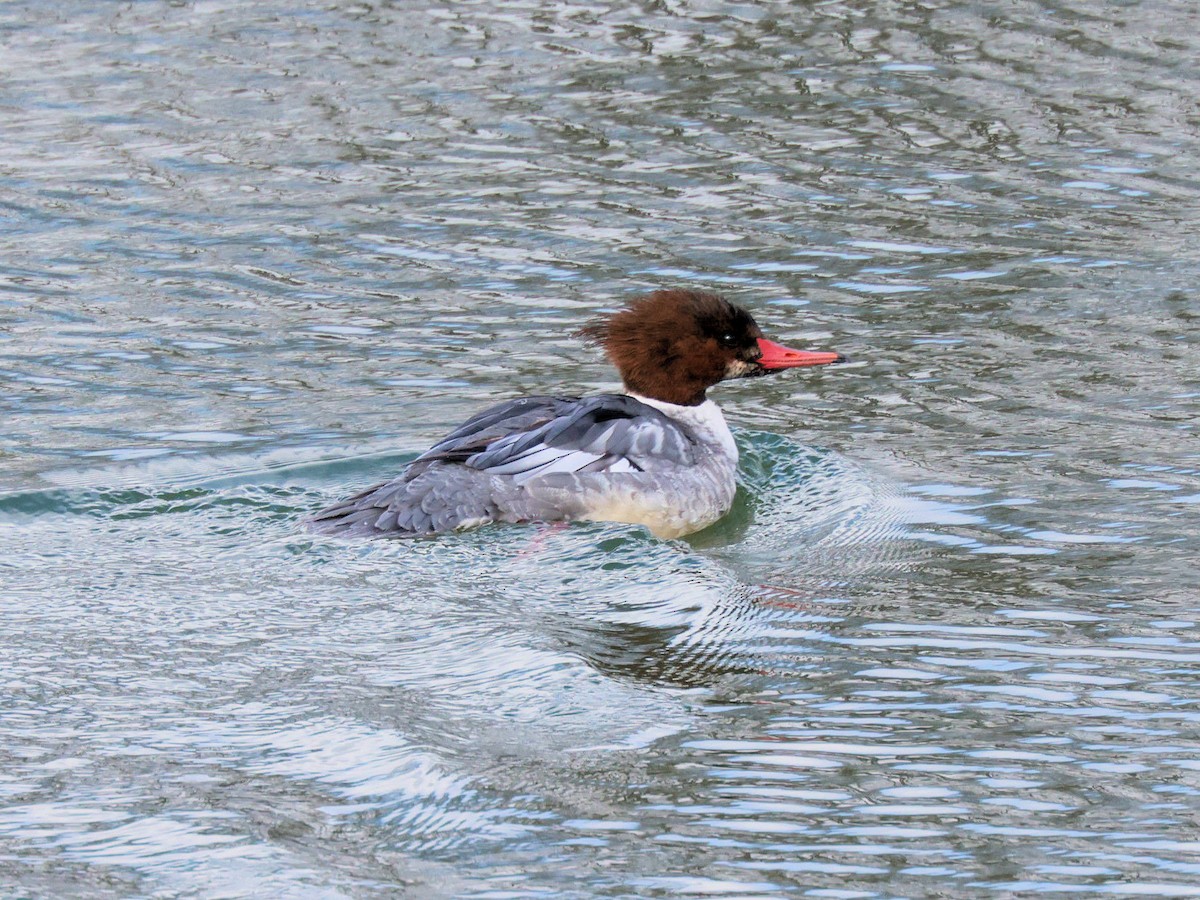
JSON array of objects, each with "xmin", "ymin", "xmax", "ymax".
[{"xmin": 307, "ymin": 288, "xmax": 844, "ymax": 540}]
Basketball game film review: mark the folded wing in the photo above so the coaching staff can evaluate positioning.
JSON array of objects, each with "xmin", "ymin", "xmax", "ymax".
[
  {"xmin": 464, "ymin": 394, "xmax": 697, "ymax": 481},
  {"xmin": 308, "ymin": 393, "xmax": 699, "ymax": 535}
]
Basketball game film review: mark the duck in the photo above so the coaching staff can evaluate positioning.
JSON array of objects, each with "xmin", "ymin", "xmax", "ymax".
[{"xmin": 307, "ymin": 288, "xmax": 843, "ymax": 539}]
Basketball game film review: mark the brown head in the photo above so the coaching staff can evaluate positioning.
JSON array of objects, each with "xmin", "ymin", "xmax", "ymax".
[{"xmin": 578, "ymin": 289, "xmax": 843, "ymax": 406}]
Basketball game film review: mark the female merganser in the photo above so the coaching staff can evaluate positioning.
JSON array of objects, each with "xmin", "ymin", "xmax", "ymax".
[{"xmin": 308, "ymin": 288, "xmax": 843, "ymax": 539}]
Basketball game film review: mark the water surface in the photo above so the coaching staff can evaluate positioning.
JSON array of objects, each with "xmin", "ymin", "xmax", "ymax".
[{"xmin": 2, "ymin": 1, "xmax": 1200, "ymax": 896}]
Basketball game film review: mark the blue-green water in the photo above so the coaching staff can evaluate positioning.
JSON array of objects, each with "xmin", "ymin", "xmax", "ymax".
[{"xmin": 2, "ymin": 2, "xmax": 1200, "ymax": 897}]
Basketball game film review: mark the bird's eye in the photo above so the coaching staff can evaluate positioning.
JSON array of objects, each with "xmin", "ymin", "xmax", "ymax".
[{"xmin": 718, "ymin": 332, "xmax": 738, "ymax": 348}]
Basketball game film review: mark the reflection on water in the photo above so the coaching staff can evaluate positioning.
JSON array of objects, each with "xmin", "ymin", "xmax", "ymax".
[
  {"xmin": 5, "ymin": 432, "xmax": 1200, "ymax": 896},
  {"xmin": 2, "ymin": 0, "xmax": 1200, "ymax": 896}
]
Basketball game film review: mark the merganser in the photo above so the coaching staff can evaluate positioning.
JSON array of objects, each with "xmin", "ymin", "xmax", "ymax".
[{"xmin": 308, "ymin": 288, "xmax": 844, "ymax": 540}]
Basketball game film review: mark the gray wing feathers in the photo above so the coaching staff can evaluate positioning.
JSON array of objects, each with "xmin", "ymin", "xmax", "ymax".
[
  {"xmin": 307, "ymin": 466, "xmax": 504, "ymax": 537},
  {"xmin": 466, "ymin": 395, "xmax": 696, "ymax": 477},
  {"xmin": 307, "ymin": 393, "xmax": 700, "ymax": 537},
  {"xmin": 414, "ymin": 396, "xmax": 568, "ymax": 465}
]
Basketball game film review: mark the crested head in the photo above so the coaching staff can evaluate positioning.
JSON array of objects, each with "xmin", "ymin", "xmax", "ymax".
[
  {"xmin": 579, "ymin": 288, "xmax": 845, "ymax": 406},
  {"xmin": 578, "ymin": 289, "xmax": 768, "ymax": 406}
]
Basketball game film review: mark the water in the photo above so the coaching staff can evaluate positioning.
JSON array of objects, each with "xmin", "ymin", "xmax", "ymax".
[{"xmin": 2, "ymin": 0, "xmax": 1199, "ymax": 896}]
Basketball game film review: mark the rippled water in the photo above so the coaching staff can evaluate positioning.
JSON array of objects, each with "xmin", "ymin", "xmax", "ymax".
[{"xmin": 3, "ymin": 1, "xmax": 1200, "ymax": 896}]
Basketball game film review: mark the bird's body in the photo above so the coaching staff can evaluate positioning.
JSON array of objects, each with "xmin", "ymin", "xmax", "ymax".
[{"xmin": 308, "ymin": 289, "xmax": 842, "ymax": 539}]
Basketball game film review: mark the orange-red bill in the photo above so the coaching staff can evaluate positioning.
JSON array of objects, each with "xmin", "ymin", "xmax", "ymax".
[{"xmin": 756, "ymin": 337, "xmax": 846, "ymax": 369}]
